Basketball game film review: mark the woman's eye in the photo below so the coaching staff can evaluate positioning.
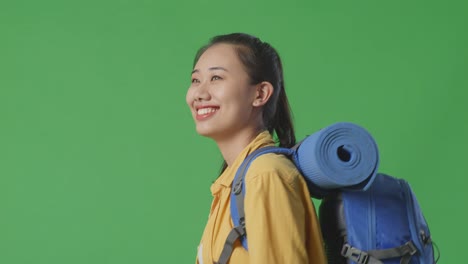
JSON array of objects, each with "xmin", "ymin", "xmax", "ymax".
[
  {"xmin": 211, "ymin": 75, "xmax": 222, "ymax": 81},
  {"xmin": 191, "ymin": 78, "xmax": 200, "ymax": 84}
]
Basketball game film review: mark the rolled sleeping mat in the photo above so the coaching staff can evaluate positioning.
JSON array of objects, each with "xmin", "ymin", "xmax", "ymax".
[{"xmin": 293, "ymin": 122, "xmax": 379, "ymax": 194}]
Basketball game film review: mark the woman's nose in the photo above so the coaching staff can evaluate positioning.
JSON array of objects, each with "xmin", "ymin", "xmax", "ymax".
[{"xmin": 194, "ymin": 82, "xmax": 211, "ymax": 102}]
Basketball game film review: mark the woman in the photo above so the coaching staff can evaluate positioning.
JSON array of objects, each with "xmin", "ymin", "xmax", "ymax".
[{"xmin": 186, "ymin": 33, "xmax": 326, "ymax": 264}]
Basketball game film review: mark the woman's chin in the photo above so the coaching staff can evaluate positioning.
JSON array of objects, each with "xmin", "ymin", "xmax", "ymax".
[{"xmin": 195, "ymin": 126, "xmax": 217, "ymax": 138}]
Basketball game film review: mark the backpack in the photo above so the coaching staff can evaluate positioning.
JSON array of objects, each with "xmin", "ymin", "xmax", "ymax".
[
  {"xmin": 215, "ymin": 123, "xmax": 437, "ymax": 264},
  {"xmin": 319, "ymin": 173, "xmax": 437, "ymax": 264}
]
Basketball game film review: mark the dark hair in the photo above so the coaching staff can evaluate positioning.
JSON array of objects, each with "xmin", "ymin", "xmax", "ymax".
[{"xmin": 193, "ymin": 33, "xmax": 296, "ymax": 173}]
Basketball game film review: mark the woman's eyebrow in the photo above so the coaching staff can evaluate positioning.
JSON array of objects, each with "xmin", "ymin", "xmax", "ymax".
[
  {"xmin": 191, "ymin": 67, "xmax": 228, "ymax": 74},
  {"xmin": 209, "ymin": 66, "xmax": 228, "ymax": 72}
]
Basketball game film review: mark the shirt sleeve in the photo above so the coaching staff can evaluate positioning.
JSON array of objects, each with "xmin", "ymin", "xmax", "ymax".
[{"xmin": 244, "ymin": 170, "xmax": 310, "ymax": 264}]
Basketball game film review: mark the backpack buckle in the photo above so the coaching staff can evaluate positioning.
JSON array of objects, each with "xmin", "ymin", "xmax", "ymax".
[
  {"xmin": 341, "ymin": 244, "xmax": 369, "ymax": 264},
  {"xmin": 232, "ymin": 180, "xmax": 243, "ymax": 195},
  {"xmin": 239, "ymin": 217, "xmax": 246, "ymax": 232},
  {"xmin": 405, "ymin": 241, "xmax": 418, "ymax": 255}
]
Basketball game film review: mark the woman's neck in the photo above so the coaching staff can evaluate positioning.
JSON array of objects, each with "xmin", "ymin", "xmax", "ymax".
[{"xmin": 215, "ymin": 127, "xmax": 264, "ymax": 167}]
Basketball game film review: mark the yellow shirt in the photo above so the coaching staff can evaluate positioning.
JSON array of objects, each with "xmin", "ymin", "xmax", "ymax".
[{"xmin": 196, "ymin": 131, "xmax": 327, "ymax": 264}]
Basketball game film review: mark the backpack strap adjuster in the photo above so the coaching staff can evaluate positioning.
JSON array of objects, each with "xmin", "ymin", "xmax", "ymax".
[
  {"xmin": 232, "ymin": 180, "xmax": 243, "ymax": 195},
  {"xmin": 341, "ymin": 244, "xmax": 370, "ymax": 264},
  {"xmin": 238, "ymin": 217, "xmax": 246, "ymax": 232},
  {"xmin": 404, "ymin": 241, "xmax": 418, "ymax": 256}
]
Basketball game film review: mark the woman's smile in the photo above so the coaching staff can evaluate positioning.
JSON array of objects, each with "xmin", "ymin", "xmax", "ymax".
[{"xmin": 195, "ymin": 106, "xmax": 220, "ymax": 121}]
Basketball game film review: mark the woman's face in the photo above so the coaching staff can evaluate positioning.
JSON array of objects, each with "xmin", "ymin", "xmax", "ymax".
[{"xmin": 186, "ymin": 43, "xmax": 259, "ymax": 140}]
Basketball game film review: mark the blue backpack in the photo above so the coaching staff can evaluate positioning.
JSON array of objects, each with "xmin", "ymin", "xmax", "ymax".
[
  {"xmin": 319, "ymin": 173, "xmax": 437, "ymax": 264},
  {"xmin": 215, "ymin": 123, "xmax": 437, "ymax": 264}
]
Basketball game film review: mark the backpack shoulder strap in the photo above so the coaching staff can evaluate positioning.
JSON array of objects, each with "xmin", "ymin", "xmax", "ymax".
[{"xmin": 216, "ymin": 146, "xmax": 292, "ymax": 264}]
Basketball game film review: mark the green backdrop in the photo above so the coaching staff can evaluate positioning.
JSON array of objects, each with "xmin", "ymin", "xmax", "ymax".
[{"xmin": 1, "ymin": 0, "xmax": 467, "ymax": 263}]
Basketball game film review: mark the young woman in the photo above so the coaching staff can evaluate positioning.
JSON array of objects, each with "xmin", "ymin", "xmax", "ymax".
[{"xmin": 186, "ymin": 33, "xmax": 326, "ymax": 264}]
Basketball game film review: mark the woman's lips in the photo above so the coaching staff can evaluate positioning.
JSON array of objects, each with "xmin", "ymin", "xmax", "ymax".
[{"xmin": 195, "ymin": 106, "xmax": 220, "ymax": 121}]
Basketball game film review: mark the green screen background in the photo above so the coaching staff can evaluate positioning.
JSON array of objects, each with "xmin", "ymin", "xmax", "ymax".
[{"xmin": 1, "ymin": 0, "xmax": 466, "ymax": 263}]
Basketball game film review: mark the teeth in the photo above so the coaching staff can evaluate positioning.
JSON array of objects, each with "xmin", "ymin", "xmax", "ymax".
[{"xmin": 197, "ymin": 108, "xmax": 218, "ymax": 115}]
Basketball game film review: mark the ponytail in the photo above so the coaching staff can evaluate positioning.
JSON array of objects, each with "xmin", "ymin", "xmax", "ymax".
[{"xmin": 271, "ymin": 84, "xmax": 296, "ymax": 148}]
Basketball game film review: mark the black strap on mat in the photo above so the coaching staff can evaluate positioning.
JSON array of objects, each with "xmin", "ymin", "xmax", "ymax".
[{"xmin": 341, "ymin": 240, "xmax": 418, "ymax": 264}]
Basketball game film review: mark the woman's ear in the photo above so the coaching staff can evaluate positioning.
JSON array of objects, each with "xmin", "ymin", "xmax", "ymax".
[{"xmin": 252, "ymin": 81, "xmax": 274, "ymax": 107}]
